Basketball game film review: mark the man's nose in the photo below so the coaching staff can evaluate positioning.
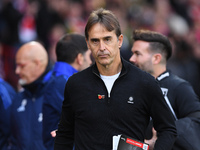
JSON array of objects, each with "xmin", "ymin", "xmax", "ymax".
[
  {"xmin": 99, "ymin": 41, "xmax": 106, "ymax": 51},
  {"xmin": 15, "ymin": 66, "xmax": 20, "ymax": 75},
  {"xmin": 129, "ymin": 54, "xmax": 136, "ymax": 63}
]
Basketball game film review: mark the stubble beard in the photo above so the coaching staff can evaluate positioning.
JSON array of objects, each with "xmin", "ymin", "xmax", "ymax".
[{"xmin": 18, "ymin": 79, "xmax": 27, "ymax": 86}]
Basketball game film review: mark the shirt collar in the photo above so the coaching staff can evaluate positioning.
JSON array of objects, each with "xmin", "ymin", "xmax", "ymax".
[{"xmin": 157, "ymin": 71, "xmax": 170, "ymax": 81}]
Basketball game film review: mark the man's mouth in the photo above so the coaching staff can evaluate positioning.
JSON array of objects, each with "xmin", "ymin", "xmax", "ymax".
[{"xmin": 98, "ymin": 54, "xmax": 107, "ymax": 58}]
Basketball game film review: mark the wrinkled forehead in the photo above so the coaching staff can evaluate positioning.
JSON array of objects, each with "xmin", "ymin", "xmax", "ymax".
[{"xmin": 88, "ymin": 23, "xmax": 117, "ymax": 38}]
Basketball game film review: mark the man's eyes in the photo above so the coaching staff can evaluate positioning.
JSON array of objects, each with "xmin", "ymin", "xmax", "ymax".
[
  {"xmin": 16, "ymin": 64, "xmax": 26, "ymax": 69},
  {"xmin": 91, "ymin": 39, "xmax": 99, "ymax": 45},
  {"xmin": 132, "ymin": 52, "xmax": 140, "ymax": 56},
  {"xmin": 104, "ymin": 38, "xmax": 111, "ymax": 43},
  {"xmin": 90, "ymin": 37, "xmax": 112, "ymax": 45}
]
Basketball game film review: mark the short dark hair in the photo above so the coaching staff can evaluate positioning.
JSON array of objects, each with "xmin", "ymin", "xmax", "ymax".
[
  {"xmin": 85, "ymin": 8, "xmax": 121, "ymax": 40},
  {"xmin": 132, "ymin": 30, "xmax": 172, "ymax": 60},
  {"xmin": 56, "ymin": 33, "xmax": 88, "ymax": 63}
]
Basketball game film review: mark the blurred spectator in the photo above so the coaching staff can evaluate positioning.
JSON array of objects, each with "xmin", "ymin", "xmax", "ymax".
[
  {"xmin": 68, "ymin": 0, "xmax": 86, "ymax": 34},
  {"xmin": 43, "ymin": 33, "xmax": 92, "ymax": 150},
  {"xmin": 83, "ymin": 0, "xmax": 106, "ymax": 18},
  {"xmin": 169, "ymin": 0, "xmax": 193, "ymax": 27},
  {"xmin": 48, "ymin": 23, "xmax": 66, "ymax": 64},
  {"xmin": 0, "ymin": 78, "xmax": 16, "ymax": 150},
  {"xmin": 1, "ymin": 44, "xmax": 19, "ymax": 90},
  {"xmin": 0, "ymin": 1, "xmax": 22, "ymax": 45},
  {"xmin": 167, "ymin": 33, "xmax": 200, "ymax": 98},
  {"xmin": 18, "ymin": 0, "xmax": 39, "ymax": 44},
  {"xmin": 10, "ymin": 41, "xmax": 52, "ymax": 150},
  {"xmin": 36, "ymin": 0, "xmax": 67, "ymax": 50}
]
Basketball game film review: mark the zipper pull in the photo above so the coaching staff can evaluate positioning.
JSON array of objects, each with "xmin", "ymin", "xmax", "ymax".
[{"xmin": 108, "ymin": 93, "xmax": 110, "ymax": 103}]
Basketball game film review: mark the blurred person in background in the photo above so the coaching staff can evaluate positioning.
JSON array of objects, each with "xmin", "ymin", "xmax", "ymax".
[
  {"xmin": 129, "ymin": 29, "xmax": 200, "ymax": 150},
  {"xmin": 167, "ymin": 33, "xmax": 200, "ymax": 98},
  {"xmin": 42, "ymin": 33, "xmax": 92, "ymax": 150},
  {"xmin": 47, "ymin": 23, "xmax": 66, "ymax": 64},
  {"xmin": 0, "ymin": 78, "xmax": 16, "ymax": 150},
  {"xmin": 10, "ymin": 41, "xmax": 52, "ymax": 150}
]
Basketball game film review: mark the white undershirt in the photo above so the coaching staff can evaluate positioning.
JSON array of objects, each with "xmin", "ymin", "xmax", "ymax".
[{"xmin": 100, "ymin": 72, "xmax": 120, "ymax": 96}]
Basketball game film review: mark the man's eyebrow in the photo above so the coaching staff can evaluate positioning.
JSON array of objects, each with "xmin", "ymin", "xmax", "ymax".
[
  {"xmin": 90, "ymin": 36, "xmax": 112, "ymax": 40},
  {"xmin": 133, "ymin": 50, "xmax": 140, "ymax": 54},
  {"xmin": 90, "ymin": 38, "xmax": 99, "ymax": 41},
  {"xmin": 103, "ymin": 36, "xmax": 112, "ymax": 39}
]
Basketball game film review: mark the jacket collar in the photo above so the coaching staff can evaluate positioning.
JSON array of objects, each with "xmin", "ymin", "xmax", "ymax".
[
  {"xmin": 22, "ymin": 64, "xmax": 52, "ymax": 94},
  {"xmin": 53, "ymin": 61, "xmax": 78, "ymax": 77},
  {"xmin": 156, "ymin": 70, "xmax": 170, "ymax": 81},
  {"xmin": 92, "ymin": 57, "xmax": 128, "ymax": 77}
]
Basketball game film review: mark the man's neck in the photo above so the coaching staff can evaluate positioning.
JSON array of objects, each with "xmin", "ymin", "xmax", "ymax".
[
  {"xmin": 97, "ymin": 60, "xmax": 122, "ymax": 76},
  {"xmin": 153, "ymin": 65, "xmax": 167, "ymax": 79}
]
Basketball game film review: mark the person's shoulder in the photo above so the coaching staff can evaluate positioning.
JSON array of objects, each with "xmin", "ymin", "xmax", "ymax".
[
  {"xmin": 122, "ymin": 60, "xmax": 157, "ymax": 90},
  {"xmin": 159, "ymin": 72, "xmax": 194, "ymax": 94},
  {"xmin": 0, "ymin": 79, "xmax": 15, "ymax": 91},
  {"xmin": 64, "ymin": 65, "xmax": 93, "ymax": 88},
  {"xmin": 0, "ymin": 79, "xmax": 16, "ymax": 109},
  {"xmin": 0, "ymin": 79, "xmax": 16, "ymax": 98},
  {"xmin": 45, "ymin": 75, "xmax": 68, "ymax": 92},
  {"xmin": 69, "ymin": 65, "xmax": 92, "ymax": 79},
  {"xmin": 125, "ymin": 60, "xmax": 155, "ymax": 80},
  {"xmin": 43, "ymin": 68, "xmax": 54, "ymax": 83},
  {"xmin": 170, "ymin": 73, "xmax": 187, "ymax": 83},
  {"xmin": 50, "ymin": 74, "xmax": 69, "ymax": 84},
  {"xmin": 167, "ymin": 72, "xmax": 190, "ymax": 86},
  {"xmin": 124, "ymin": 59, "xmax": 147, "ymax": 72}
]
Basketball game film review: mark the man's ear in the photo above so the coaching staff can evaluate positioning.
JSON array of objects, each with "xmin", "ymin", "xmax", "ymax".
[
  {"xmin": 76, "ymin": 53, "xmax": 84, "ymax": 65},
  {"xmin": 153, "ymin": 53, "xmax": 162, "ymax": 65},
  {"xmin": 34, "ymin": 59, "xmax": 41, "ymax": 68},
  {"xmin": 118, "ymin": 34, "xmax": 123, "ymax": 48},
  {"xmin": 85, "ymin": 38, "xmax": 90, "ymax": 49}
]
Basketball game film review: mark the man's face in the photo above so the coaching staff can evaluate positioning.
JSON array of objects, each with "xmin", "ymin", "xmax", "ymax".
[
  {"xmin": 129, "ymin": 40, "xmax": 154, "ymax": 73},
  {"xmin": 86, "ymin": 23, "xmax": 123, "ymax": 67},
  {"xmin": 15, "ymin": 53, "xmax": 38, "ymax": 85}
]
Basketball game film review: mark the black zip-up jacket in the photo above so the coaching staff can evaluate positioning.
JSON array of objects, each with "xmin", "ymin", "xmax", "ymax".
[
  {"xmin": 157, "ymin": 71, "xmax": 200, "ymax": 119},
  {"xmin": 54, "ymin": 58, "xmax": 177, "ymax": 150}
]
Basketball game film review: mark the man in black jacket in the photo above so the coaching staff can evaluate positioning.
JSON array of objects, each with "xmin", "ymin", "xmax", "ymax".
[
  {"xmin": 129, "ymin": 29, "xmax": 200, "ymax": 150},
  {"xmin": 54, "ymin": 8, "xmax": 177, "ymax": 150}
]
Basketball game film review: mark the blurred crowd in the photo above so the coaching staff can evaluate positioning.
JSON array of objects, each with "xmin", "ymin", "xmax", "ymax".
[{"xmin": 0, "ymin": 0, "xmax": 200, "ymax": 97}]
